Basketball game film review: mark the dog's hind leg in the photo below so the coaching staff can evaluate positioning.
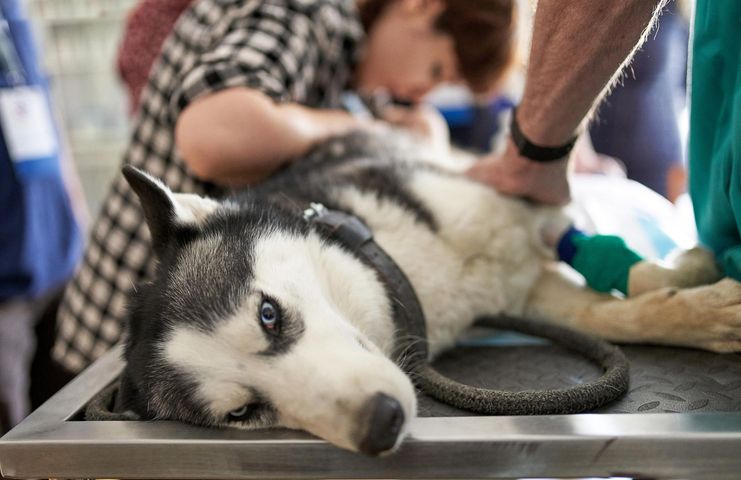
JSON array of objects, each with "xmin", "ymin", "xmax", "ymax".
[
  {"xmin": 628, "ymin": 247, "xmax": 723, "ymax": 296},
  {"xmin": 523, "ymin": 264, "xmax": 741, "ymax": 353}
]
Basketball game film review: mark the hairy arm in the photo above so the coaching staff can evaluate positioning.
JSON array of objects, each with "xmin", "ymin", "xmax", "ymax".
[
  {"xmin": 175, "ymin": 88, "xmax": 366, "ymax": 187},
  {"xmin": 468, "ymin": 0, "xmax": 666, "ymax": 204},
  {"xmin": 520, "ymin": 0, "xmax": 665, "ymax": 143}
]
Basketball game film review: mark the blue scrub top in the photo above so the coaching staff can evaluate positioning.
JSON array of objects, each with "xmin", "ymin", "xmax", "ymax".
[{"xmin": 0, "ymin": 0, "xmax": 81, "ymax": 301}]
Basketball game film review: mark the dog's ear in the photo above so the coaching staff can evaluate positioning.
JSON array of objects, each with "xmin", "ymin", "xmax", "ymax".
[{"xmin": 122, "ymin": 166, "xmax": 220, "ymax": 256}]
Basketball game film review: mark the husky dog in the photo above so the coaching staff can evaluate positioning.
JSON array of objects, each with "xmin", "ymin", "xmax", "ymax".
[{"xmin": 118, "ymin": 132, "xmax": 741, "ymax": 455}]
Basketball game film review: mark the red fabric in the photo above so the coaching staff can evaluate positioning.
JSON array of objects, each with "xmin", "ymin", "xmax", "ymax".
[{"xmin": 117, "ymin": 0, "xmax": 194, "ymax": 114}]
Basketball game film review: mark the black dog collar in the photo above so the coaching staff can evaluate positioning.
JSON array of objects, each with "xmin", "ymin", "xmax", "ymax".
[{"xmin": 303, "ymin": 202, "xmax": 429, "ymax": 366}]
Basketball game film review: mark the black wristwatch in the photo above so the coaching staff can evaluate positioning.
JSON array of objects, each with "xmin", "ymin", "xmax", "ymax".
[{"xmin": 510, "ymin": 108, "xmax": 577, "ymax": 162}]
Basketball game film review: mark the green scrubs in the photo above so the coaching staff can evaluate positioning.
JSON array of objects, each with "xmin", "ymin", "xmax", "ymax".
[{"xmin": 688, "ymin": 0, "xmax": 741, "ymax": 279}]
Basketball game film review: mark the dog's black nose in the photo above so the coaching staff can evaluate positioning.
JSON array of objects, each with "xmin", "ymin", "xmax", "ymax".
[{"xmin": 358, "ymin": 393, "xmax": 405, "ymax": 456}]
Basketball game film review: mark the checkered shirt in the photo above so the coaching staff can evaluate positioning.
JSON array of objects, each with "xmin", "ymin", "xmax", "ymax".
[{"xmin": 54, "ymin": 0, "xmax": 364, "ymax": 373}]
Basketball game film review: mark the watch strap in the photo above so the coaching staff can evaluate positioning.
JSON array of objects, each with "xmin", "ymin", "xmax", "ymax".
[{"xmin": 510, "ymin": 108, "xmax": 577, "ymax": 162}]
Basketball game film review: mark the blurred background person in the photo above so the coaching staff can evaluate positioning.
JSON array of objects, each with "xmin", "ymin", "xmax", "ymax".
[
  {"xmin": 117, "ymin": 0, "xmax": 192, "ymax": 114},
  {"xmin": 588, "ymin": 0, "xmax": 690, "ymax": 201},
  {"xmin": 0, "ymin": 0, "xmax": 83, "ymax": 433}
]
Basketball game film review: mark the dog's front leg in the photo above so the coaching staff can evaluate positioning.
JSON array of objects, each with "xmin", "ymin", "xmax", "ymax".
[
  {"xmin": 628, "ymin": 247, "xmax": 723, "ymax": 296},
  {"xmin": 524, "ymin": 264, "xmax": 741, "ymax": 353}
]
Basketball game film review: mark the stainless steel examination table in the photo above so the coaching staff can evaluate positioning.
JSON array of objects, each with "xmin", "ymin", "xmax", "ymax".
[{"xmin": 2, "ymin": 331, "xmax": 741, "ymax": 479}]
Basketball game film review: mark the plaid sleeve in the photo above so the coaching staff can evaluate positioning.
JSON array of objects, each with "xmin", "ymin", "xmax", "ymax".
[{"xmin": 168, "ymin": 3, "xmax": 324, "ymax": 119}]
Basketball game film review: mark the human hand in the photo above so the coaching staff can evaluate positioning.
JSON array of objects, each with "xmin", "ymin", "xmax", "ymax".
[{"xmin": 466, "ymin": 138, "xmax": 571, "ymax": 206}]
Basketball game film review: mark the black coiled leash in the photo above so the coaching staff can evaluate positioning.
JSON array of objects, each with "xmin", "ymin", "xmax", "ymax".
[{"xmin": 304, "ymin": 203, "xmax": 629, "ymax": 415}]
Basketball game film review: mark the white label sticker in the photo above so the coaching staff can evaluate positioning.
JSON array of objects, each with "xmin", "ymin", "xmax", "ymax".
[{"xmin": 0, "ymin": 86, "xmax": 58, "ymax": 162}]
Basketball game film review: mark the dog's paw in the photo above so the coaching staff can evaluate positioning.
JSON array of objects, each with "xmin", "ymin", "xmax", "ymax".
[{"xmin": 667, "ymin": 278, "xmax": 741, "ymax": 353}]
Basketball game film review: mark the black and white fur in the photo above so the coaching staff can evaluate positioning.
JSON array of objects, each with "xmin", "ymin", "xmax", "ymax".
[{"xmin": 119, "ymin": 131, "xmax": 740, "ymax": 456}]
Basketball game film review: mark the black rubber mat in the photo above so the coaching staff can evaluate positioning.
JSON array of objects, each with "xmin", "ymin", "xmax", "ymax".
[{"xmin": 418, "ymin": 330, "xmax": 741, "ymax": 416}]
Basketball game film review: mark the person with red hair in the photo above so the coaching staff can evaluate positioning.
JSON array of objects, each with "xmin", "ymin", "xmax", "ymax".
[{"xmin": 117, "ymin": 0, "xmax": 193, "ymax": 114}]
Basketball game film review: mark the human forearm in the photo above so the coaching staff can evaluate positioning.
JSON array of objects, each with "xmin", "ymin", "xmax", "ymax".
[
  {"xmin": 467, "ymin": 0, "xmax": 666, "ymax": 205},
  {"xmin": 519, "ymin": 0, "xmax": 665, "ymax": 145},
  {"xmin": 175, "ymin": 88, "xmax": 362, "ymax": 186}
]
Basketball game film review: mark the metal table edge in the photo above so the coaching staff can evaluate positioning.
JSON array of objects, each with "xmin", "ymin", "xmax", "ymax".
[{"xmin": 3, "ymin": 346, "xmax": 741, "ymax": 479}]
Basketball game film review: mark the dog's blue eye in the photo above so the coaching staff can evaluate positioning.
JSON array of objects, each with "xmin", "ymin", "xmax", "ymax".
[{"xmin": 260, "ymin": 300, "xmax": 279, "ymax": 332}]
